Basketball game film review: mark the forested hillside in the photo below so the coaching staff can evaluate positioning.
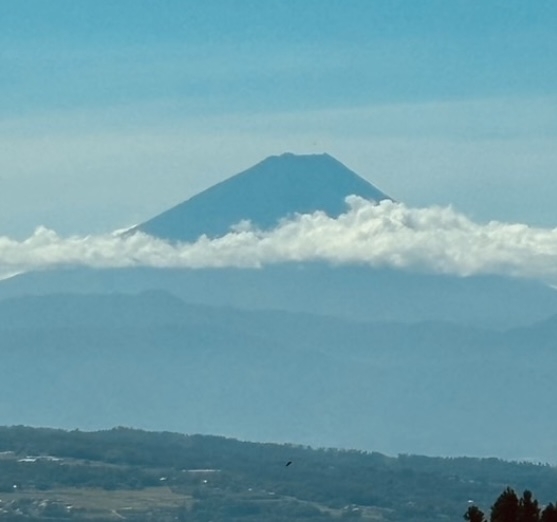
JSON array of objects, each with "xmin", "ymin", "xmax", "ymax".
[{"xmin": 0, "ymin": 426, "xmax": 556, "ymax": 521}]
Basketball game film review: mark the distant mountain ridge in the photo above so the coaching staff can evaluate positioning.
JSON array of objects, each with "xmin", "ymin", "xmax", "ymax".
[
  {"xmin": 135, "ymin": 152, "xmax": 391, "ymax": 242},
  {"xmin": 2, "ymin": 291, "xmax": 557, "ymax": 461},
  {"xmin": 2, "ymin": 264, "xmax": 557, "ymax": 328}
]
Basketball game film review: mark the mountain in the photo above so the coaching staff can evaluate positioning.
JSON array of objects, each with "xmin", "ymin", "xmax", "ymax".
[
  {"xmin": 2, "ymin": 291, "xmax": 557, "ymax": 461},
  {"xmin": 2, "ymin": 152, "xmax": 557, "ymax": 461},
  {"xmin": 3, "ymin": 152, "xmax": 556, "ymax": 328},
  {"xmin": 2, "ymin": 264, "xmax": 557, "ymax": 328},
  {"xmin": 135, "ymin": 152, "xmax": 391, "ymax": 242}
]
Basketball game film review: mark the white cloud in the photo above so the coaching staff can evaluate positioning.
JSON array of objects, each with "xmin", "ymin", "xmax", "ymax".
[{"xmin": 1, "ymin": 198, "xmax": 557, "ymax": 284}]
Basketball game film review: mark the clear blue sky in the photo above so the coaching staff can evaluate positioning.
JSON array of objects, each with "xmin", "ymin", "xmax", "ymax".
[{"xmin": 1, "ymin": 1, "xmax": 556, "ymax": 236}]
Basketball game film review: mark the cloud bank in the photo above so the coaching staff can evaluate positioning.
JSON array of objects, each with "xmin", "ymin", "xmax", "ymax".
[{"xmin": 1, "ymin": 198, "xmax": 557, "ymax": 283}]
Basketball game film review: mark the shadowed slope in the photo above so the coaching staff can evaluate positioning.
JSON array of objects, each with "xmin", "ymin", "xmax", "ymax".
[{"xmin": 136, "ymin": 153, "xmax": 390, "ymax": 242}]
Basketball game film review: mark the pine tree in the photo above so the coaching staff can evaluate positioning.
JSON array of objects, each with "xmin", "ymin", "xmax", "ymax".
[
  {"xmin": 541, "ymin": 503, "xmax": 557, "ymax": 522},
  {"xmin": 465, "ymin": 505, "xmax": 486, "ymax": 522},
  {"xmin": 519, "ymin": 490, "xmax": 540, "ymax": 522},
  {"xmin": 491, "ymin": 487, "xmax": 520, "ymax": 522}
]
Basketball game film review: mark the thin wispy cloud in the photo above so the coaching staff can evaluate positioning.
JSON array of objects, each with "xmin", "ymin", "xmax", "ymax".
[{"xmin": 1, "ymin": 198, "xmax": 557, "ymax": 283}]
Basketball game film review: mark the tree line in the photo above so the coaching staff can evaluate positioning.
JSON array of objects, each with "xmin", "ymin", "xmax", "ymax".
[{"xmin": 466, "ymin": 487, "xmax": 557, "ymax": 522}]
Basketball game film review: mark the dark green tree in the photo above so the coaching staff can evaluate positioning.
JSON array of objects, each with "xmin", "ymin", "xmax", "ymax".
[
  {"xmin": 541, "ymin": 503, "xmax": 557, "ymax": 522},
  {"xmin": 465, "ymin": 505, "xmax": 486, "ymax": 522},
  {"xmin": 491, "ymin": 487, "xmax": 520, "ymax": 522},
  {"xmin": 519, "ymin": 490, "xmax": 540, "ymax": 522}
]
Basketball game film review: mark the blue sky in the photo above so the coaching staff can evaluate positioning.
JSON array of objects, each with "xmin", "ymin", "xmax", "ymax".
[{"xmin": 1, "ymin": 1, "xmax": 557, "ymax": 237}]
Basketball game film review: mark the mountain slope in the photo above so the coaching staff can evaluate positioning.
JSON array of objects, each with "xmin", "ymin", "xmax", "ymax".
[
  {"xmin": 2, "ymin": 292, "xmax": 557, "ymax": 461},
  {"xmin": 136, "ymin": 153, "xmax": 391, "ymax": 242}
]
